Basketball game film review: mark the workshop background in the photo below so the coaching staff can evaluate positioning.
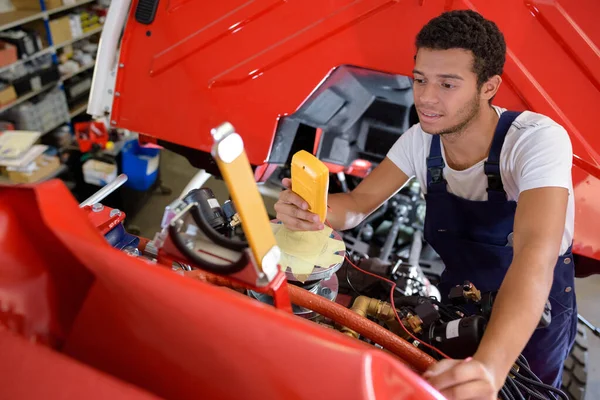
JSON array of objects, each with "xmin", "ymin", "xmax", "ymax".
[{"xmin": 0, "ymin": 0, "xmax": 596, "ymax": 398}]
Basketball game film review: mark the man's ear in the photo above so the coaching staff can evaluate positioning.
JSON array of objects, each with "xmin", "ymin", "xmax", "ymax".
[{"xmin": 481, "ymin": 75, "xmax": 502, "ymax": 101}]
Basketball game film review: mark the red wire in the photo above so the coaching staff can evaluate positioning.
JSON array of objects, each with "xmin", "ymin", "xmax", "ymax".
[
  {"xmin": 343, "ymin": 254, "xmax": 452, "ymax": 360},
  {"xmin": 323, "ymin": 214, "xmax": 451, "ymax": 360}
]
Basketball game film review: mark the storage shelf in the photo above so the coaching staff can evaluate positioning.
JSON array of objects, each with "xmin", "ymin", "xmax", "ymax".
[
  {"xmin": 0, "ymin": 10, "xmax": 45, "ymax": 31},
  {"xmin": 0, "ymin": 24, "xmax": 102, "ymax": 74},
  {"xmin": 0, "ymin": 0, "xmax": 97, "ymax": 31},
  {"xmin": 42, "ymin": 118, "xmax": 69, "ymax": 134},
  {"xmin": 0, "ymin": 81, "xmax": 58, "ymax": 114},
  {"xmin": 47, "ymin": 0, "xmax": 95, "ymax": 16},
  {"xmin": 69, "ymin": 101, "xmax": 87, "ymax": 118},
  {"xmin": 55, "ymin": 25, "xmax": 102, "ymax": 49},
  {"xmin": 0, "ymin": 46, "xmax": 55, "ymax": 74},
  {"xmin": 60, "ymin": 62, "xmax": 94, "ymax": 81}
]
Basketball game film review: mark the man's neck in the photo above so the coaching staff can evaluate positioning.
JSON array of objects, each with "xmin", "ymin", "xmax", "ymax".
[{"xmin": 441, "ymin": 105, "xmax": 499, "ymax": 171}]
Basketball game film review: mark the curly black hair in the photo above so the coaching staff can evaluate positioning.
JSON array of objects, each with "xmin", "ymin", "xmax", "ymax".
[{"xmin": 415, "ymin": 10, "xmax": 506, "ymax": 87}]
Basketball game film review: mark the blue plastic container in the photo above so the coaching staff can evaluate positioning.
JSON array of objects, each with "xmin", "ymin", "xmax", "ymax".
[{"xmin": 121, "ymin": 139, "xmax": 160, "ymax": 191}]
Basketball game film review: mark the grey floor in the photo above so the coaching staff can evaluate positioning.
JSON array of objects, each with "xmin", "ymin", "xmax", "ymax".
[{"xmin": 131, "ymin": 150, "xmax": 599, "ymax": 399}]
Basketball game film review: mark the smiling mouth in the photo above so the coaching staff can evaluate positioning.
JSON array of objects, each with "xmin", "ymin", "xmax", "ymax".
[
  {"xmin": 418, "ymin": 110, "xmax": 442, "ymax": 118},
  {"xmin": 418, "ymin": 110, "xmax": 442, "ymax": 122}
]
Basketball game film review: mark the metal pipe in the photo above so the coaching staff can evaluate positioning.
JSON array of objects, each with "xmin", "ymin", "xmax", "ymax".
[
  {"xmin": 380, "ymin": 215, "xmax": 403, "ymax": 262},
  {"xmin": 408, "ymin": 229, "xmax": 423, "ymax": 268},
  {"xmin": 578, "ymin": 314, "xmax": 600, "ymax": 337},
  {"xmin": 79, "ymin": 174, "xmax": 128, "ymax": 207}
]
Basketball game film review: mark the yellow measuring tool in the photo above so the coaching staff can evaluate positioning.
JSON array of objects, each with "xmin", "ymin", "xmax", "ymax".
[{"xmin": 291, "ymin": 150, "xmax": 329, "ymax": 223}]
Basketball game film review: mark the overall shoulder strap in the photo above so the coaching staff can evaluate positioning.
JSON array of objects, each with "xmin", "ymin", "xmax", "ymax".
[
  {"xmin": 485, "ymin": 110, "xmax": 522, "ymax": 201},
  {"xmin": 426, "ymin": 134, "xmax": 447, "ymax": 193}
]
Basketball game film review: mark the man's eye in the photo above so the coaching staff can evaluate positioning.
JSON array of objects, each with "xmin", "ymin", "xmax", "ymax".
[
  {"xmin": 414, "ymin": 78, "xmax": 425, "ymax": 84},
  {"xmin": 442, "ymin": 83, "xmax": 455, "ymax": 89}
]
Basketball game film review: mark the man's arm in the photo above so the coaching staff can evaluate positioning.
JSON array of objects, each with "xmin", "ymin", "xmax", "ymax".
[
  {"xmin": 474, "ymin": 186, "xmax": 569, "ymax": 384},
  {"xmin": 326, "ymin": 157, "xmax": 411, "ymax": 231},
  {"xmin": 275, "ymin": 157, "xmax": 410, "ymax": 231},
  {"xmin": 425, "ymin": 186, "xmax": 569, "ymax": 398}
]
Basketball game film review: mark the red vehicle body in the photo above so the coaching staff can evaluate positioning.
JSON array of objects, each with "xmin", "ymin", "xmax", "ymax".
[{"xmin": 1, "ymin": 0, "xmax": 599, "ymax": 399}]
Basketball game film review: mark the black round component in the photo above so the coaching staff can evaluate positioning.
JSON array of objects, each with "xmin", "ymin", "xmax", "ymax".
[
  {"xmin": 184, "ymin": 188, "xmax": 226, "ymax": 229},
  {"xmin": 429, "ymin": 315, "xmax": 486, "ymax": 359}
]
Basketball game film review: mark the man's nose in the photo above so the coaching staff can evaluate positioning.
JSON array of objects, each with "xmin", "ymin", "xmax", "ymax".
[{"xmin": 418, "ymin": 83, "xmax": 439, "ymax": 104}]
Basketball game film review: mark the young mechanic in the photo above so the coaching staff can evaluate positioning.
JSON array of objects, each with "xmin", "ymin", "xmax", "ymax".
[{"xmin": 274, "ymin": 9, "xmax": 577, "ymax": 400}]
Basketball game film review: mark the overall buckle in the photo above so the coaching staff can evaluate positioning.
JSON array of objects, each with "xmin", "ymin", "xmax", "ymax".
[
  {"xmin": 486, "ymin": 174, "xmax": 503, "ymax": 191},
  {"xmin": 429, "ymin": 167, "xmax": 444, "ymax": 184}
]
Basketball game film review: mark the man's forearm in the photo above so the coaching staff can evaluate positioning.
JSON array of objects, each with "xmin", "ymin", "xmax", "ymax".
[
  {"xmin": 473, "ymin": 248, "xmax": 555, "ymax": 386},
  {"xmin": 326, "ymin": 192, "xmax": 369, "ymax": 231}
]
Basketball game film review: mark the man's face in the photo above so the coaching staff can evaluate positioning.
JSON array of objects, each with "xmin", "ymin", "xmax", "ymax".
[{"xmin": 412, "ymin": 48, "xmax": 482, "ymax": 135}]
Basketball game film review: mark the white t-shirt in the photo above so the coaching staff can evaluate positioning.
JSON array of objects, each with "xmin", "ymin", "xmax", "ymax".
[{"xmin": 386, "ymin": 106, "xmax": 574, "ymax": 255}]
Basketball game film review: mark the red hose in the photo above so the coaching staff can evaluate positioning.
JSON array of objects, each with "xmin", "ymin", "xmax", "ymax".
[
  {"xmin": 184, "ymin": 269, "xmax": 436, "ymax": 372},
  {"xmin": 287, "ymin": 284, "xmax": 436, "ymax": 373}
]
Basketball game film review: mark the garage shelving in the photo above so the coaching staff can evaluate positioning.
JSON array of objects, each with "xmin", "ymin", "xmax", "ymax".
[{"xmin": 0, "ymin": 0, "xmax": 105, "ymax": 135}]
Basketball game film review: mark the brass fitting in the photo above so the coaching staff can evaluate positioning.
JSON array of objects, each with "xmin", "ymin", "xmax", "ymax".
[
  {"xmin": 340, "ymin": 296, "xmax": 422, "ymax": 340},
  {"xmin": 463, "ymin": 281, "xmax": 482, "ymax": 302}
]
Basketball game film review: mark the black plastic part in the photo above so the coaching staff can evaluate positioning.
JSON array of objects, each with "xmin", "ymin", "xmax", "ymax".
[
  {"xmin": 135, "ymin": 0, "xmax": 159, "ymax": 24},
  {"xmin": 168, "ymin": 224, "xmax": 247, "ymax": 275},
  {"xmin": 414, "ymin": 302, "xmax": 440, "ymax": 327},
  {"xmin": 184, "ymin": 188, "xmax": 226, "ymax": 229},
  {"xmin": 448, "ymin": 285, "xmax": 467, "ymax": 305},
  {"xmin": 429, "ymin": 315, "xmax": 487, "ymax": 359},
  {"xmin": 269, "ymin": 65, "xmax": 415, "ymax": 167},
  {"xmin": 222, "ymin": 200, "xmax": 237, "ymax": 220},
  {"xmin": 190, "ymin": 204, "xmax": 248, "ymax": 252}
]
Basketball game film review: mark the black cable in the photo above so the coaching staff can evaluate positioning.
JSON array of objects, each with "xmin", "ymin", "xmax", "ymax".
[
  {"xmin": 505, "ymin": 376, "xmax": 526, "ymax": 400},
  {"xmin": 500, "ymin": 385, "xmax": 515, "ymax": 400},
  {"xmin": 513, "ymin": 360, "xmax": 558, "ymax": 400},
  {"xmin": 345, "ymin": 265, "xmax": 361, "ymax": 296},
  {"xmin": 517, "ymin": 354, "xmax": 528, "ymax": 372},
  {"xmin": 190, "ymin": 204, "xmax": 248, "ymax": 251},
  {"xmin": 512, "ymin": 379, "xmax": 548, "ymax": 400},
  {"xmin": 430, "ymin": 298, "xmax": 461, "ymax": 320},
  {"xmin": 168, "ymin": 221, "xmax": 248, "ymax": 275},
  {"xmin": 512, "ymin": 371, "xmax": 567, "ymax": 400}
]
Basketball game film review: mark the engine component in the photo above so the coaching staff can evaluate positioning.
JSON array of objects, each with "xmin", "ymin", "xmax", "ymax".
[
  {"xmin": 184, "ymin": 188, "xmax": 226, "ymax": 231},
  {"xmin": 286, "ymin": 284, "xmax": 436, "ymax": 373},
  {"xmin": 248, "ymin": 224, "xmax": 345, "ymax": 319},
  {"xmin": 429, "ymin": 316, "xmax": 487, "ymax": 359}
]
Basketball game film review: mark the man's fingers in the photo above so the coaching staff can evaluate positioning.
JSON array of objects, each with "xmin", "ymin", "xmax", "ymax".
[
  {"xmin": 274, "ymin": 202, "xmax": 320, "ymax": 223},
  {"xmin": 281, "ymin": 178, "xmax": 292, "ymax": 189},
  {"xmin": 426, "ymin": 361, "xmax": 483, "ymax": 392},
  {"xmin": 439, "ymin": 380, "xmax": 496, "ymax": 400},
  {"xmin": 277, "ymin": 214, "xmax": 322, "ymax": 231},
  {"xmin": 280, "ymin": 189, "xmax": 308, "ymax": 210}
]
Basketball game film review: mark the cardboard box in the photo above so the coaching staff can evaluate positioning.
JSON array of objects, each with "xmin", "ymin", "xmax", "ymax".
[
  {"xmin": 11, "ymin": 0, "xmax": 63, "ymax": 10},
  {"xmin": 9, "ymin": 0, "xmax": 45, "ymax": 11},
  {"xmin": 0, "ymin": 41, "xmax": 17, "ymax": 67},
  {"xmin": 0, "ymin": 84, "xmax": 16, "ymax": 106},
  {"xmin": 7, "ymin": 154, "xmax": 60, "ymax": 183},
  {"xmin": 49, "ymin": 16, "xmax": 72, "ymax": 46}
]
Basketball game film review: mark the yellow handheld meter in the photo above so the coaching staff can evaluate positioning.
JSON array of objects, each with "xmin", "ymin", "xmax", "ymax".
[{"xmin": 291, "ymin": 150, "xmax": 329, "ymax": 223}]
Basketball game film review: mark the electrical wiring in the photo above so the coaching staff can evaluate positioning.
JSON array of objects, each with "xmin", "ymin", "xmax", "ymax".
[
  {"xmin": 344, "ymin": 253, "xmax": 452, "ymax": 360},
  {"xmin": 323, "ymin": 213, "xmax": 451, "ymax": 360}
]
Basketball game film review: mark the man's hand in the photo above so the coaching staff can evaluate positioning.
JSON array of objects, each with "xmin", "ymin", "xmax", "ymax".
[
  {"xmin": 274, "ymin": 178, "xmax": 324, "ymax": 231},
  {"xmin": 424, "ymin": 357, "xmax": 500, "ymax": 400}
]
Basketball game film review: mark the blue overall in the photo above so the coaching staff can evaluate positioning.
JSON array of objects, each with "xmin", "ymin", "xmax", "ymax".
[{"xmin": 423, "ymin": 111, "xmax": 578, "ymax": 388}]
